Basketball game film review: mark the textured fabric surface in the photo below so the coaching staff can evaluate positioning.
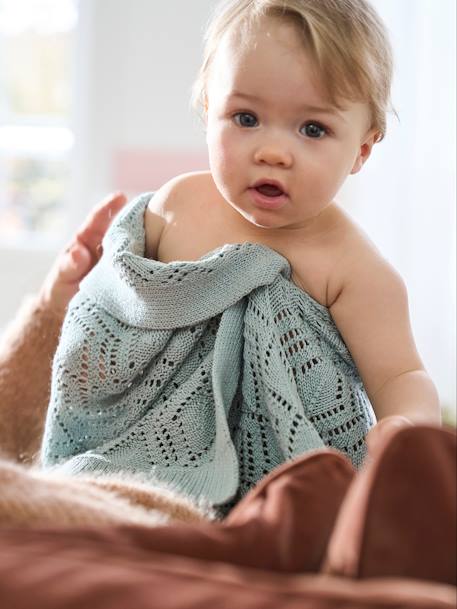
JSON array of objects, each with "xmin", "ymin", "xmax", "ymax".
[
  {"xmin": 41, "ymin": 193, "xmax": 375, "ymax": 507},
  {"xmin": 0, "ymin": 458, "xmax": 211, "ymax": 529}
]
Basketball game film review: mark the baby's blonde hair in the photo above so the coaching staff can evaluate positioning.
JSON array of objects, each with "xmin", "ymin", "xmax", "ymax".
[{"xmin": 192, "ymin": 0, "xmax": 394, "ymax": 141}]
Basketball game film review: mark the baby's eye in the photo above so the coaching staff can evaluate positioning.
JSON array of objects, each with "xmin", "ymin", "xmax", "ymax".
[
  {"xmin": 233, "ymin": 112, "xmax": 258, "ymax": 128},
  {"xmin": 300, "ymin": 122, "xmax": 327, "ymax": 139}
]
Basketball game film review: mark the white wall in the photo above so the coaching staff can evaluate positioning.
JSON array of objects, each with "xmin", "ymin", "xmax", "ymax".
[
  {"xmin": 69, "ymin": 0, "xmax": 214, "ymax": 225},
  {"xmin": 340, "ymin": 0, "xmax": 456, "ymax": 410}
]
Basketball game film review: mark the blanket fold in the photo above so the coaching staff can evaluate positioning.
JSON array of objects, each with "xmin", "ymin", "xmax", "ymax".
[{"xmin": 41, "ymin": 193, "xmax": 375, "ymax": 507}]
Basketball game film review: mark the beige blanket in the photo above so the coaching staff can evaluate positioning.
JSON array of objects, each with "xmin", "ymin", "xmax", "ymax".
[{"xmin": 0, "ymin": 458, "xmax": 211, "ymax": 528}]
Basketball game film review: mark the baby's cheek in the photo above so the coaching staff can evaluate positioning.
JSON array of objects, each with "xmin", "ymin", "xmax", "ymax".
[
  {"xmin": 207, "ymin": 132, "xmax": 231, "ymax": 171},
  {"xmin": 210, "ymin": 143, "xmax": 239, "ymax": 185}
]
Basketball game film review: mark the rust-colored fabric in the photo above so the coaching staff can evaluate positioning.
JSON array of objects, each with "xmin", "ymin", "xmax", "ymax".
[
  {"xmin": 324, "ymin": 425, "xmax": 457, "ymax": 585},
  {"xmin": 0, "ymin": 529, "xmax": 455, "ymax": 609}
]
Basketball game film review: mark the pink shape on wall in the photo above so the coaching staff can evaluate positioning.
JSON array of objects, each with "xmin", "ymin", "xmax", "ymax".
[{"xmin": 113, "ymin": 149, "xmax": 209, "ymax": 194}]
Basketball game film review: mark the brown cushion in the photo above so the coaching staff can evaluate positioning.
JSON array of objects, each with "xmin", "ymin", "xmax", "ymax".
[{"xmin": 323, "ymin": 425, "xmax": 457, "ymax": 586}]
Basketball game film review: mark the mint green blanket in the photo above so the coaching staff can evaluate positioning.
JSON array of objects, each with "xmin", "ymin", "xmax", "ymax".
[{"xmin": 41, "ymin": 193, "xmax": 375, "ymax": 507}]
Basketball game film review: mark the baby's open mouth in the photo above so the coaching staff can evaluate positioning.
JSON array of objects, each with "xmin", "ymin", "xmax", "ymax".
[{"xmin": 255, "ymin": 183, "xmax": 285, "ymax": 197}]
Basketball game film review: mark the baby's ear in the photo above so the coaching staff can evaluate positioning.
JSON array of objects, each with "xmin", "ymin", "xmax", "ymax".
[{"xmin": 350, "ymin": 129, "xmax": 379, "ymax": 174}]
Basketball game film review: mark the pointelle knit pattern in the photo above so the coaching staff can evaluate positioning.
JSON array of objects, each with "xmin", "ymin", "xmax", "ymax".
[{"xmin": 41, "ymin": 193, "xmax": 375, "ymax": 508}]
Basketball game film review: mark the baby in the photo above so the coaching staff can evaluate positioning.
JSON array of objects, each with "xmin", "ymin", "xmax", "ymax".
[{"xmin": 41, "ymin": 0, "xmax": 440, "ymax": 510}]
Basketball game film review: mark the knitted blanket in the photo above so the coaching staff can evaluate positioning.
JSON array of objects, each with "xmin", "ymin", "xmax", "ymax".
[{"xmin": 41, "ymin": 193, "xmax": 375, "ymax": 508}]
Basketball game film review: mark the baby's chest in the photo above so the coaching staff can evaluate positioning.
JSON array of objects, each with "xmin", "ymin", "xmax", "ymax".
[
  {"xmin": 156, "ymin": 215, "xmax": 234, "ymax": 266},
  {"xmin": 156, "ymin": 209, "xmax": 339, "ymax": 309},
  {"xmin": 157, "ymin": 233, "xmax": 333, "ymax": 307}
]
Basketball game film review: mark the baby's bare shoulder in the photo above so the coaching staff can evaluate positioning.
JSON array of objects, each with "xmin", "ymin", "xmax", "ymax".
[
  {"xmin": 144, "ymin": 171, "xmax": 212, "ymax": 258},
  {"xmin": 326, "ymin": 210, "xmax": 403, "ymax": 305},
  {"xmin": 330, "ymin": 214, "xmax": 405, "ymax": 308}
]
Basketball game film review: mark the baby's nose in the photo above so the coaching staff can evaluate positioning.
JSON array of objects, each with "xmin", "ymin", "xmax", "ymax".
[{"xmin": 254, "ymin": 143, "xmax": 293, "ymax": 168}]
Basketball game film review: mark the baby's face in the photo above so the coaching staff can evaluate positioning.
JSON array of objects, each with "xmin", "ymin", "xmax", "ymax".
[{"xmin": 204, "ymin": 16, "xmax": 377, "ymax": 233}]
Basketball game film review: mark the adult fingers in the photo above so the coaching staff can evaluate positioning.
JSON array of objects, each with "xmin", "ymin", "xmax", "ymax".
[{"xmin": 74, "ymin": 192, "xmax": 127, "ymax": 260}]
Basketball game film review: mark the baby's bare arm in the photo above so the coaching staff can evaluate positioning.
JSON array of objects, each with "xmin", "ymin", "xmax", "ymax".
[{"xmin": 329, "ymin": 246, "xmax": 440, "ymax": 426}]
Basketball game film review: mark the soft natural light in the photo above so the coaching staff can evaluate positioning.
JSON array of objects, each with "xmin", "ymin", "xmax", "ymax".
[
  {"xmin": 0, "ymin": 126, "xmax": 74, "ymax": 155},
  {"xmin": 0, "ymin": 0, "xmax": 76, "ymax": 241},
  {"xmin": 0, "ymin": 0, "xmax": 77, "ymax": 36}
]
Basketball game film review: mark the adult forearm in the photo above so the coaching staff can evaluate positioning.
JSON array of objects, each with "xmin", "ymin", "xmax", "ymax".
[
  {"xmin": 371, "ymin": 369, "xmax": 441, "ymax": 424},
  {"xmin": 0, "ymin": 297, "xmax": 63, "ymax": 463}
]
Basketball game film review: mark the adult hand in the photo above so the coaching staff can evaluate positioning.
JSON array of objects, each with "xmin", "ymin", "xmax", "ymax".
[{"xmin": 38, "ymin": 192, "xmax": 127, "ymax": 315}]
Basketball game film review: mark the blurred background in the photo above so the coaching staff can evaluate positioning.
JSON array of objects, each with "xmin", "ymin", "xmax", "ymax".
[{"xmin": 0, "ymin": 0, "xmax": 455, "ymax": 418}]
